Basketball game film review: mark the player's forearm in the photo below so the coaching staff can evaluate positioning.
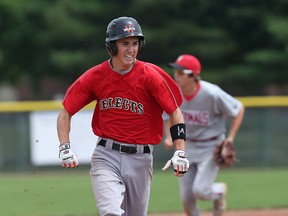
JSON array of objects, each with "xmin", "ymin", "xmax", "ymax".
[
  {"xmin": 57, "ymin": 109, "xmax": 72, "ymax": 144},
  {"xmin": 164, "ymin": 120, "xmax": 171, "ymax": 139},
  {"xmin": 227, "ymin": 105, "xmax": 245, "ymax": 141},
  {"xmin": 169, "ymin": 108, "xmax": 185, "ymax": 150},
  {"xmin": 173, "ymin": 139, "xmax": 185, "ymax": 151},
  {"xmin": 169, "ymin": 107, "xmax": 184, "ymax": 125}
]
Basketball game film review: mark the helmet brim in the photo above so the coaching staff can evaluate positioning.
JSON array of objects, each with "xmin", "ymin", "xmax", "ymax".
[{"xmin": 106, "ymin": 34, "xmax": 144, "ymax": 43}]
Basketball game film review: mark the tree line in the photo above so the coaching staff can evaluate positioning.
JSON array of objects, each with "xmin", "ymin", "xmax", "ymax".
[{"xmin": 1, "ymin": 0, "xmax": 288, "ymax": 100}]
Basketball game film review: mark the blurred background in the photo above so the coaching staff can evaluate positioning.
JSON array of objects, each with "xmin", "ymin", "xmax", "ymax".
[
  {"xmin": 1, "ymin": 0, "xmax": 288, "ymax": 100},
  {"xmin": 0, "ymin": 0, "xmax": 288, "ymax": 171}
]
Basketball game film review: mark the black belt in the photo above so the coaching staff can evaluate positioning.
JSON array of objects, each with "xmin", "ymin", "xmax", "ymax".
[
  {"xmin": 188, "ymin": 136, "xmax": 218, "ymax": 142},
  {"xmin": 98, "ymin": 139, "xmax": 150, "ymax": 154}
]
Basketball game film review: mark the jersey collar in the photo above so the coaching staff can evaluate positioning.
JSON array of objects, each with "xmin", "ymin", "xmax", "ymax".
[{"xmin": 183, "ymin": 82, "xmax": 201, "ymax": 101}]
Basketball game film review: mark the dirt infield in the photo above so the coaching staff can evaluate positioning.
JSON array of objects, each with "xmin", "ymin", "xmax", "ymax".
[{"xmin": 149, "ymin": 208, "xmax": 288, "ymax": 216}]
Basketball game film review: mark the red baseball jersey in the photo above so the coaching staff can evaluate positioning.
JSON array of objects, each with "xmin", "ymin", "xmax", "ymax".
[{"xmin": 62, "ymin": 60, "xmax": 182, "ymax": 144}]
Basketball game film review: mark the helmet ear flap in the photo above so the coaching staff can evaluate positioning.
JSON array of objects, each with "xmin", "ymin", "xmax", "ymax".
[
  {"xmin": 138, "ymin": 38, "xmax": 145, "ymax": 54},
  {"xmin": 105, "ymin": 41, "xmax": 118, "ymax": 56}
]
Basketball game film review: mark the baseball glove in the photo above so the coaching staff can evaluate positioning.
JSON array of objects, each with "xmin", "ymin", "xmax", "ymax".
[{"xmin": 213, "ymin": 141, "xmax": 238, "ymax": 168}]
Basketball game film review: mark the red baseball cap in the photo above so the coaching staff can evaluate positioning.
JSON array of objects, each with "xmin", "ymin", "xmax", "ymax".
[{"xmin": 168, "ymin": 54, "xmax": 201, "ymax": 75}]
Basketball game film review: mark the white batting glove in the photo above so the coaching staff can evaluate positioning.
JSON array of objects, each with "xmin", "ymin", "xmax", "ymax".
[
  {"xmin": 59, "ymin": 143, "xmax": 79, "ymax": 168},
  {"xmin": 162, "ymin": 150, "xmax": 189, "ymax": 177}
]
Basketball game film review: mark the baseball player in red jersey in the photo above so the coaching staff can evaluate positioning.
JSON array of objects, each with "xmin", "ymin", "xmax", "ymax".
[
  {"xmin": 163, "ymin": 54, "xmax": 245, "ymax": 216},
  {"xmin": 57, "ymin": 17, "xmax": 189, "ymax": 216}
]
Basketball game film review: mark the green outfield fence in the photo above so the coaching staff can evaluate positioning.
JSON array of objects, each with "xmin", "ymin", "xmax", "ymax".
[{"xmin": 0, "ymin": 96, "xmax": 288, "ymax": 171}]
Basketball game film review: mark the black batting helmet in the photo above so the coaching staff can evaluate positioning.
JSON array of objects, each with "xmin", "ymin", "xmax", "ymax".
[{"xmin": 105, "ymin": 17, "xmax": 145, "ymax": 56}]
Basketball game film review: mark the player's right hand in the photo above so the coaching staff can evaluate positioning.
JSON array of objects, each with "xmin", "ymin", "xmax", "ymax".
[{"xmin": 59, "ymin": 143, "xmax": 79, "ymax": 168}]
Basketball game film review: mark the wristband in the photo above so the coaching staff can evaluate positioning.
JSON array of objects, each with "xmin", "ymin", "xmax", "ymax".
[{"xmin": 170, "ymin": 123, "xmax": 186, "ymax": 141}]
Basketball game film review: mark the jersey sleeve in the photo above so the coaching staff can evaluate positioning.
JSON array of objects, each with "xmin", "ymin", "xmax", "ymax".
[
  {"xmin": 62, "ymin": 70, "xmax": 96, "ymax": 115},
  {"xmin": 215, "ymin": 87, "xmax": 242, "ymax": 117},
  {"xmin": 145, "ymin": 63, "xmax": 183, "ymax": 114}
]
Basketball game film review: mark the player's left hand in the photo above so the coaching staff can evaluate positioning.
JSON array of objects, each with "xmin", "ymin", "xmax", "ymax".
[
  {"xmin": 162, "ymin": 150, "xmax": 189, "ymax": 177},
  {"xmin": 213, "ymin": 140, "xmax": 238, "ymax": 168},
  {"xmin": 59, "ymin": 143, "xmax": 79, "ymax": 168}
]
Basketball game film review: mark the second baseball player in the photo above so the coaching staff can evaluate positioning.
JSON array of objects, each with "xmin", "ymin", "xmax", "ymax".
[{"xmin": 163, "ymin": 54, "xmax": 245, "ymax": 216}]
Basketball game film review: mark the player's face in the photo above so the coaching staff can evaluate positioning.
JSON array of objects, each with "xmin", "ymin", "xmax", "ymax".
[
  {"xmin": 113, "ymin": 37, "xmax": 139, "ymax": 71},
  {"xmin": 174, "ymin": 70, "xmax": 192, "ymax": 88}
]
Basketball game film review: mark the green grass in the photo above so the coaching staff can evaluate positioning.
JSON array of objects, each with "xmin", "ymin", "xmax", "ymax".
[
  {"xmin": 0, "ymin": 170, "xmax": 96, "ymax": 216},
  {"xmin": 150, "ymin": 168, "xmax": 288, "ymax": 213},
  {"xmin": 0, "ymin": 168, "xmax": 287, "ymax": 215}
]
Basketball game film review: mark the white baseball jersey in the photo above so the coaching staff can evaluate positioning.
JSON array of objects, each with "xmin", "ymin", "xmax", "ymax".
[
  {"xmin": 164, "ymin": 80, "xmax": 242, "ymax": 144},
  {"xmin": 166, "ymin": 80, "xmax": 243, "ymax": 216}
]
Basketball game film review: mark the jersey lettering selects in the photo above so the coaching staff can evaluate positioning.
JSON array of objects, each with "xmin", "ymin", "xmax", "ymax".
[{"xmin": 99, "ymin": 97, "xmax": 144, "ymax": 115}]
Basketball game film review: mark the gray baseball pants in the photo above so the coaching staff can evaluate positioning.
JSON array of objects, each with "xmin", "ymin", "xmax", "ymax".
[{"xmin": 90, "ymin": 138, "xmax": 153, "ymax": 216}]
